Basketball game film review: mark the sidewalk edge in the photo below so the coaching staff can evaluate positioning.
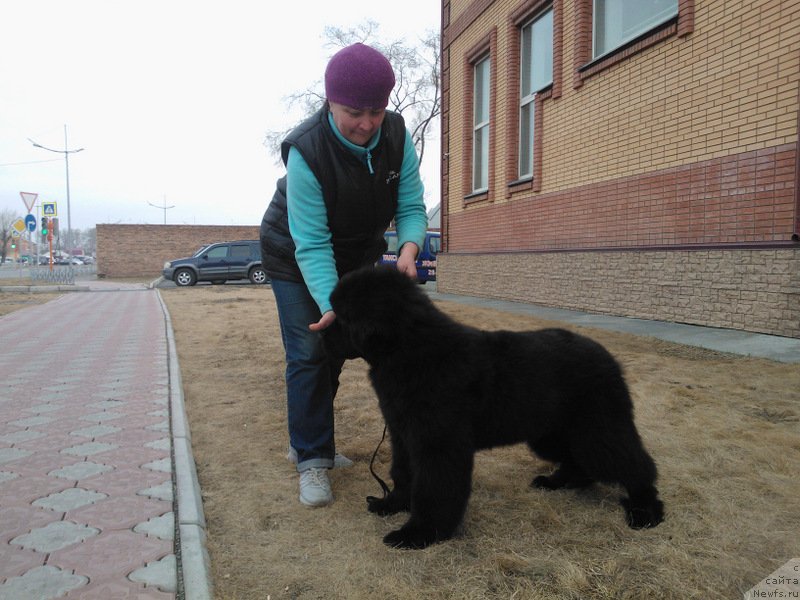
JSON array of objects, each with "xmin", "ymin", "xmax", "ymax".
[{"xmin": 157, "ymin": 290, "xmax": 213, "ymax": 600}]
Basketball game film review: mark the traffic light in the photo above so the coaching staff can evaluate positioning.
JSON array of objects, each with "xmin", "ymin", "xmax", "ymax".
[
  {"xmin": 41, "ymin": 217, "xmax": 49, "ymax": 236},
  {"xmin": 52, "ymin": 218, "xmax": 59, "ymax": 236}
]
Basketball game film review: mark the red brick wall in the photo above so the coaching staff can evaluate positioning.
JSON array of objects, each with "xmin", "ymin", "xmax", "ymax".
[
  {"xmin": 443, "ymin": 0, "xmax": 799, "ymax": 243},
  {"xmin": 96, "ymin": 224, "xmax": 260, "ymax": 278},
  {"xmin": 447, "ymin": 144, "xmax": 798, "ymax": 251}
]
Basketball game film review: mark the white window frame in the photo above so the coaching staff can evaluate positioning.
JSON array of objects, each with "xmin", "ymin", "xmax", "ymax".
[
  {"xmin": 472, "ymin": 56, "xmax": 490, "ymax": 193},
  {"xmin": 593, "ymin": 0, "xmax": 678, "ymax": 59},
  {"xmin": 519, "ymin": 7, "xmax": 553, "ymax": 179}
]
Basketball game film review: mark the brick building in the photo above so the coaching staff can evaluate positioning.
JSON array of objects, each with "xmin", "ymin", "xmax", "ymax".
[
  {"xmin": 438, "ymin": 0, "xmax": 799, "ymax": 337},
  {"xmin": 96, "ymin": 224, "xmax": 259, "ymax": 279}
]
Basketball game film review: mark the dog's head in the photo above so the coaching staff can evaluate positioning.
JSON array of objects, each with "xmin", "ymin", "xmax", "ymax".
[{"xmin": 324, "ymin": 265, "xmax": 429, "ymax": 362}]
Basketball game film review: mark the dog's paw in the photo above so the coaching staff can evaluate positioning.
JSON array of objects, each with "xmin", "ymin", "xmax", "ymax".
[
  {"xmin": 383, "ymin": 525, "xmax": 438, "ymax": 549},
  {"xmin": 367, "ymin": 493, "xmax": 409, "ymax": 516},
  {"xmin": 367, "ymin": 496, "xmax": 396, "ymax": 515},
  {"xmin": 620, "ymin": 497, "xmax": 664, "ymax": 529},
  {"xmin": 532, "ymin": 469, "xmax": 593, "ymax": 490},
  {"xmin": 531, "ymin": 475, "xmax": 559, "ymax": 490}
]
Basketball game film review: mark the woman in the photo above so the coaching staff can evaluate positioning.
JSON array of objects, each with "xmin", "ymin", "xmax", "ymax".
[{"xmin": 260, "ymin": 43, "xmax": 428, "ymax": 507}]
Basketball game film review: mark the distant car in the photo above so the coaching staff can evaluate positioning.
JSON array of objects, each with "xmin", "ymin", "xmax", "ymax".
[{"xmin": 162, "ymin": 240, "xmax": 268, "ymax": 287}]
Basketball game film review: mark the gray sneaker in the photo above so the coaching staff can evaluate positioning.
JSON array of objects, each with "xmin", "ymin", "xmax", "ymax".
[
  {"xmin": 299, "ymin": 468, "xmax": 333, "ymax": 507},
  {"xmin": 287, "ymin": 447, "xmax": 354, "ymax": 469}
]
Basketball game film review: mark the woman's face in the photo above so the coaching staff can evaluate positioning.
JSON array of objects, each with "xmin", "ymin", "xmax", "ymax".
[{"xmin": 329, "ymin": 101, "xmax": 386, "ymax": 146}]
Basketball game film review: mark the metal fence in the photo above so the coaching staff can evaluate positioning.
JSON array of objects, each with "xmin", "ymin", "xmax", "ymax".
[
  {"xmin": 26, "ymin": 265, "xmax": 96, "ymax": 285},
  {"xmin": 29, "ymin": 266, "xmax": 75, "ymax": 285}
]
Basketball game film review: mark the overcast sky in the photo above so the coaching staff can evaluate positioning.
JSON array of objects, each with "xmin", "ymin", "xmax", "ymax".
[{"xmin": 0, "ymin": 1, "xmax": 441, "ymax": 232}]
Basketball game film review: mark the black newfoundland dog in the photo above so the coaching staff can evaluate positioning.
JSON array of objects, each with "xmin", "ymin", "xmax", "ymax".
[{"xmin": 326, "ymin": 266, "xmax": 664, "ymax": 549}]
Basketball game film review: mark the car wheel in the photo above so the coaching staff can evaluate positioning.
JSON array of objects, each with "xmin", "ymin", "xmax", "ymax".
[
  {"xmin": 249, "ymin": 266, "xmax": 268, "ymax": 285},
  {"xmin": 174, "ymin": 268, "xmax": 197, "ymax": 287}
]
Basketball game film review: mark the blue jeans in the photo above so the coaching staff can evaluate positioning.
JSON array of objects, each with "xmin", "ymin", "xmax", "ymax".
[{"xmin": 271, "ymin": 278, "xmax": 344, "ymax": 472}]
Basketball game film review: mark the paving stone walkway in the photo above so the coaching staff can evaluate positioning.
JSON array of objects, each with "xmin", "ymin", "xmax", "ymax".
[{"xmin": 0, "ymin": 286, "xmax": 203, "ymax": 599}]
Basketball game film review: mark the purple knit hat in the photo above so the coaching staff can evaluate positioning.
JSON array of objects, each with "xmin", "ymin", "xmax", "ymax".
[{"xmin": 324, "ymin": 43, "xmax": 396, "ymax": 109}]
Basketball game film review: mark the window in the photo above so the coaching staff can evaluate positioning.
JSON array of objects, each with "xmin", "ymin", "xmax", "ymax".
[
  {"xmin": 519, "ymin": 7, "xmax": 553, "ymax": 179},
  {"xmin": 385, "ymin": 233, "xmax": 399, "ymax": 253},
  {"xmin": 594, "ymin": 0, "xmax": 678, "ymax": 58},
  {"xmin": 463, "ymin": 30, "xmax": 496, "ymax": 202},
  {"xmin": 230, "ymin": 244, "xmax": 251, "ymax": 259},
  {"xmin": 472, "ymin": 56, "xmax": 491, "ymax": 193},
  {"xmin": 207, "ymin": 245, "xmax": 229, "ymax": 259},
  {"xmin": 428, "ymin": 234, "xmax": 441, "ymax": 255}
]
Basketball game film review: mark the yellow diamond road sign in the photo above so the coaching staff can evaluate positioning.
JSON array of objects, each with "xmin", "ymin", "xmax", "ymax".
[{"xmin": 12, "ymin": 218, "xmax": 25, "ymax": 235}]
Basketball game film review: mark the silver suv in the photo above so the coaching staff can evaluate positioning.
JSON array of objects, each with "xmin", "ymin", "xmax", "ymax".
[{"xmin": 162, "ymin": 240, "xmax": 268, "ymax": 287}]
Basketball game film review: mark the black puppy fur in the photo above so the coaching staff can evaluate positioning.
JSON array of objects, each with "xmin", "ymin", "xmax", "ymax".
[{"xmin": 326, "ymin": 266, "xmax": 664, "ymax": 549}]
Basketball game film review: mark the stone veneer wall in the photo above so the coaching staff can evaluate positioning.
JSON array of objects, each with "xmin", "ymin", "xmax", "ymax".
[{"xmin": 437, "ymin": 248, "xmax": 800, "ymax": 338}]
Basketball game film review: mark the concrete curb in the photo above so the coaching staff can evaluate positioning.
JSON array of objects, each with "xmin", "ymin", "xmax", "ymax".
[
  {"xmin": 0, "ymin": 285, "xmax": 90, "ymax": 292},
  {"xmin": 156, "ymin": 290, "xmax": 214, "ymax": 600}
]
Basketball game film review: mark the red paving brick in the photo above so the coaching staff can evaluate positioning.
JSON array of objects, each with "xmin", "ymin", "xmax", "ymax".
[
  {"xmin": 0, "ymin": 286, "xmax": 182, "ymax": 598},
  {"xmin": 69, "ymin": 496, "xmax": 171, "ymax": 532},
  {"xmin": 0, "ymin": 506, "xmax": 55, "ymax": 539},
  {"xmin": 50, "ymin": 530, "xmax": 171, "ymax": 579}
]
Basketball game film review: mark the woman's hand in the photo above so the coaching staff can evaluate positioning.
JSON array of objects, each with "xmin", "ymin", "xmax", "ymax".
[
  {"xmin": 309, "ymin": 310, "xmax": 336, "ymax": 332},
  {"xmin": 396, "ymin": 242, "xmax": 420, "ymax": 280}
]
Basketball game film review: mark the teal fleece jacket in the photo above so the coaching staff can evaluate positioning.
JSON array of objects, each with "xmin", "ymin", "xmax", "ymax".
[{"xmin": 286, "ymin": 112, "xmax": 428, "ymax": 314}]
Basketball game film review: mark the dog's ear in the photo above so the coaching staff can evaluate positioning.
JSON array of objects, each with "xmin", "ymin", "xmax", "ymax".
[
  {"xmin": 322, "ymin": 319, "xmax": 361, "ymax": 360},
  {"xmin": 333, "ymin": 313, "xmax": 397, "ymax": 363},
  {"xmin": 356, "ymin": 322, "xmax": 395, "ymax": 360}
]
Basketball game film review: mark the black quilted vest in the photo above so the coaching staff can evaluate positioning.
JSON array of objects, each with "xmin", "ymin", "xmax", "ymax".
[{"xmin": 260, "ymin": 107, "xmax": 406, "ymax": 282}]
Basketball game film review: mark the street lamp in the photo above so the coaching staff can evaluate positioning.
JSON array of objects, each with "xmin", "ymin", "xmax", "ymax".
[
  {"xmin": 28, "ymin": 124, "xmax": 84, "ymax": 253},
  {"xmin": 148, "ymin": 195, "xmax": 175, "ymax": 225}
]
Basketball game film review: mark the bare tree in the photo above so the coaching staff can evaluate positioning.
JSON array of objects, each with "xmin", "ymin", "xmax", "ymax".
[
  {"xmin": 82, "ymin": 227, "xmax": 97, "ymax": 256},
  {"xmin": 0, "ymin": 208, "xmax": 18, "ymax": 262},
  {"xmin": 264, "ymin": 21, "xmax": 440, "ymax": 165}
]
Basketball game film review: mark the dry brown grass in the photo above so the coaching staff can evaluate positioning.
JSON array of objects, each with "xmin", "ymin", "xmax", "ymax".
[
  {"xmin": 3, "ymin": 282, "xmax": 796, "ymax": 597},
  {"xmin": 0, "ymin": 291, "xmax": 63, "ymax": 316},
  {"xmin": 163, "ymin": 286, "xmax": 794, "ymax": 598}
]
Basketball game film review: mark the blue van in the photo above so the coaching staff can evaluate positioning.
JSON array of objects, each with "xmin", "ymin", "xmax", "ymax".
[{"xmin": 379, "ymin": 230, "xmax": 440, "ymax": 283}]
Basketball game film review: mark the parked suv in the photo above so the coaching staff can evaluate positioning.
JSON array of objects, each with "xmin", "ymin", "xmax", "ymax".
[{"xmin": 162, "ymin": 240, "xmax": 268, "ymax": 287}]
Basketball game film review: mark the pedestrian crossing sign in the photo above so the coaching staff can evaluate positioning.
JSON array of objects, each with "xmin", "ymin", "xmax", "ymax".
[{"xmin": 43, "ymin": 202, "xmax": 57, "ymax": 217}]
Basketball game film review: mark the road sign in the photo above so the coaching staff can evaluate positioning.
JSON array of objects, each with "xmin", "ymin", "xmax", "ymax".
[
  {"xmin": 42, "ymin": 202, "xmax": 57, "ymax": 217},
  {"xmin": 25, "ymin": 214, "xmax": 36, "ymax": 232},
  {"xmin": 12, "ymin": 218, "xmax": 26, "ymax": 235},
  {"xmin": 20, "ymin": 191, "xmax": 37, "ymax": 213}
]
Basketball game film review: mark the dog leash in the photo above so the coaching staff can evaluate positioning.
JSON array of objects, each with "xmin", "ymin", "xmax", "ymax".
[{"xmin": 366, "ymin": 425, "xmax": 391, "ymax": 502}]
